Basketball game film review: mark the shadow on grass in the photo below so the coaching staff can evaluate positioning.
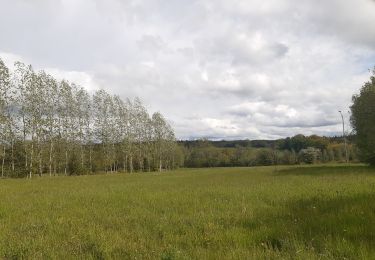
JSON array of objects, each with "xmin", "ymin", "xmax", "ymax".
[
  {"xmin": 274, "ymin": 165, "xmax": 375, "ymax": 177},
  {"xmin": 245, "ymin": 192, "xmax": 375, "ymax": 257}
]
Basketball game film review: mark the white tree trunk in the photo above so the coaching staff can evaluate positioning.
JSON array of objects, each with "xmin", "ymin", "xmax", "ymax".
[
  {"xmin": 49, "ymin": 141, "xmax": 53, "ymax": 177},
  {"xmin": 65, "ymin": 150, "xmax": 68, "ymax": 175},
  {"xmin": 1, "ymin": 145, "xmax": 5, "ymax": 178},
  {"xmin": 11, "ymin": 138, "xmax": 14, "ymax": 172}
]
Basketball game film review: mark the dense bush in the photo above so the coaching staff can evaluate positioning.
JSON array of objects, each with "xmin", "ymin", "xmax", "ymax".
[
  {"xmin": 255, "ymin": 149, "xmax": 275, "ymax": 166},
  {"xmin": 299, "ymin": 147, "xmax": 321, "ymax": 164},
  {"xmin": 68, "ymin": 151, "xmax": 86, "ymax": 176}
]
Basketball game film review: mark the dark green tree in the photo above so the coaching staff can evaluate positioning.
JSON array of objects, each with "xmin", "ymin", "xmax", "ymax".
[{"xmin": 350, "ymin": 68, "xmax": 375, "ymax": 165}]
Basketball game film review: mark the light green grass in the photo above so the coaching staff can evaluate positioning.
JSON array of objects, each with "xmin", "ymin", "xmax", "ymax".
[{"xmin": 1, "ymin": 165, "xmax": 375, "ymax": 259}]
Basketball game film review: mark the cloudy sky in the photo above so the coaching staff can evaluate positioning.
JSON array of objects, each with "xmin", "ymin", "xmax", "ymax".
[{"xmin": 1, "ymin": 0, "xmax": 374, "ymax": 140}]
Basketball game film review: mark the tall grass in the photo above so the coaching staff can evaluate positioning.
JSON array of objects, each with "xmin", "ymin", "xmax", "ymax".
[{"xmin": 0, "ymin": 165, "xmax": 375, "ymax": 259}]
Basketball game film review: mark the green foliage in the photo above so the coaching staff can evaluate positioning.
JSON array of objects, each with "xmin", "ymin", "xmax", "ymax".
[
  {"xmin": 0, "ymin": 165, "xmax": 375, "ymax": 258},
  {"xmin": 67, "ymin": 151, "xmax": 86, "ymax": 176},
  {"xmin": 182, "ymin": 140, "xmax": 352, "ymax": 168},
  {"xmin": 299, "ymin": 147, "xmax": 321, "ymax": 164},
  {"xmin": 351, "ymin": 68, "xmax": 375, "ymax": 165},
  {"xmin": 255, "ymin": 149, "xmax": 275, "ymax": 166},
  {"xmin": 5, "ymin": 168, "xmax": 28, "ymax": 178},
  {"xmin": 280, "ymin": 134, "xmax": 329, "ymax": 152}
]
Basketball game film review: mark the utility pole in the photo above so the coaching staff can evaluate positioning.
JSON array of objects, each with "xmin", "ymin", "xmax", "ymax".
[{"xmin": 338, "ymin": 111, "xmax": 348, "ymax": 163}]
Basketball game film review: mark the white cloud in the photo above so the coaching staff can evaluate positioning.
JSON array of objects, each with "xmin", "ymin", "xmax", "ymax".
[{"xmin": 0, "ymin": 52, "xmax": 100, "ymax": 93}]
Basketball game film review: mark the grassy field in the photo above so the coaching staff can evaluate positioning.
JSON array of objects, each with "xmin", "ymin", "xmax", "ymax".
[{"xmin": 1, "ymin": 165, "xmax": 375, "ymax": 259}]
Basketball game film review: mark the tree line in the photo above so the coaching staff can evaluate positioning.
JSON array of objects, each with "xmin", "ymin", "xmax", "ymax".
[
  {"xmin": 179, "ymin": 134, "xmax": 354, "ymax": 151},
  {"xmin": 0, "ymin": 58, "xmax": 180, "ymax": 178},
  {"xmin": 180, "ymin": 136, "xmax": 358, "ymax": 168}
]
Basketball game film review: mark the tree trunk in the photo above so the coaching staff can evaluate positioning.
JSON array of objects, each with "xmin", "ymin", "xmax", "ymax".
[
  {"xmin": 37, "ymin": 136, "xmax": 42, "ymax": 177},
  {"xmin": 65, "ymin": 150, "xmax": 68, "ymax": 175},
  {"xmin": 129, "ymin": 155, "xmax": 133, "ymax": 173},
  {"xmin": 112, "ymin": 143, "xmax": 115, "ymax": 173},
  {"xmin": 138, "ymin": 147, "xmax": 143, "ymax": 172},
  {"xmin": 23, "ymin": 115, "xmax": 27, "ymax": 168},
  {"xmin": 159, "ymin": 157, "xmax": 162, "ymax": 172},
  {"xmin": 11, "ymin": 139, "xmax": 14, "ymax": 172},
  {"xmin": 80, "ymin": 144, "xmax": 84, "ymax": 170},
  {"xmin": 54, "ymin": 161, "xmax": 57, "ymax": 176},
  {"xmin": 1, "ymin": 145, "xmax": 5, "ymax": 178},
  {"xmin": 49, "ymin": 141, "xmax": 53, "ymax": 177},
  {"xmin": 103, "ymin": 142, "xmax": 107, "ymax": 173},
  {"xmin": 89, "ymin": 145, "xmax": 92, "ymax": 173},
  {"xmin": 123, "ymin": 154, "xmax": 127, "ymax": 173},
  {"xmin": 30, "ymin": 141, "xmax": 34, "ymax": 179},
  {"xmin": 39, "ymin": 151, "xmax": 42, "ymax": 177},
  {"xmin": 148, "ymin": 156, "xmax": 151, "ymax": 172}
]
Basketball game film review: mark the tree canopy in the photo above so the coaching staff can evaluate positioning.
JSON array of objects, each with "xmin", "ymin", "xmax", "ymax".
[{"xmin": 350, "ymin": 68, "xmax": 375, "ymax": 165}]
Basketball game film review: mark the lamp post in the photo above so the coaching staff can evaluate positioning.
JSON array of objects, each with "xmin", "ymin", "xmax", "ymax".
[{"xmin": 338, "ymin": 110, "xmax": 348, "ymax": 163}]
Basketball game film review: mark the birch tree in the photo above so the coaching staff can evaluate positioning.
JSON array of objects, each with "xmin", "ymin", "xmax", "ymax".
[
  {"xmin": 14, "ymin": 62, "xmax": 33, "ymax": 171},
  {"xmin": 22, "ymin": 66, "xmax": 44, "ymax": 178},
  {"xmin": 93, "ymin": 89, "xmax": 112, "ymax": 173},
  {"xmin": 133, "ymin": 98, "xmax": 148, "ymax": 171},
  {"xmin": 43, "ymin": 73, "xmax": 58, "ymax": 176},
  {"xmin": 58, "ymin": 81, "xmax": 75, "ymax": 175},
  {"xmin": 75, "ymin": 87, "xmax": 91, "ymax": 171},
  {"xmin": 0, "ymin": 59, "xmax": 13, "ymax": 177},
  {"xmin": 152, "ymin": 112, "xmax": 167, "ymax": 172}
]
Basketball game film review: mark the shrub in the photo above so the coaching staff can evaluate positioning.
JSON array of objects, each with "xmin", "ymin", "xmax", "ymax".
[{"xmin": 299, "ymin": 147, "xmax": 321, "ymax": 164}]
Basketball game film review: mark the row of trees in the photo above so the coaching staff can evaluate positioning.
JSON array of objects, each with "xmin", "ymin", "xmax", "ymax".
[
  {"xmin": 0, "ymin": 58, "xmax": 180, "ymax": 178},
  {"xmin": 180, "ymin": 134, "xmax": 347, "ymax": 152},
  {"xmin": 181, "ymin": 140, "xmax": 356, "ymax": 168}
]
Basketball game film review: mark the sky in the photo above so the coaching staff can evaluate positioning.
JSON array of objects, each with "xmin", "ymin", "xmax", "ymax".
[{"xmin": 0, "ymin": 0, "xmax": 375, "ymax": 140}]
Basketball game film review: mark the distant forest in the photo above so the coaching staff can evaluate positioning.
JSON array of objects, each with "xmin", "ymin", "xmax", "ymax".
[{"xmin": 179, "ymin": 134, "xmax": 357, "ymax": 168}]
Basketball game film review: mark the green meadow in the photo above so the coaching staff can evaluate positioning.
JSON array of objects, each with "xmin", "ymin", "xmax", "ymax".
[{"xmin": 1, "ymin": 165, "xmax": 375, "ymax": 259}]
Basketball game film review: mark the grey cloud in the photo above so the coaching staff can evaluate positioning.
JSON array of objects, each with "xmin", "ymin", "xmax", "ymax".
[
  {"xmin": 300, "ymin": 0, "xmax": 375, "ymax": 49},
  {"xmin": 195, "ymin": 33, "xmax": 289, "ymax": 67},
  {"xmin": 0, "ymin": 0, "xmax": 374, "ymax": 140},
  {"xmin": 137, "ymin": 35, "xmax": 168, "ymax": 53}
]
